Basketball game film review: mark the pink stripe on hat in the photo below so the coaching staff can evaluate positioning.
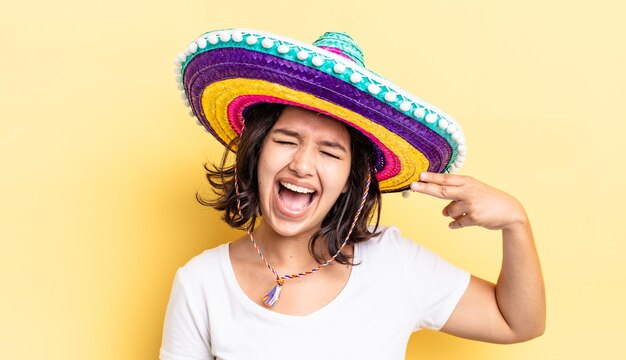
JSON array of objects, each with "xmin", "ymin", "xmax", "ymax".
[{"xmin": 227, "ymin": 94, "xmax": 400, "ymax": 182}]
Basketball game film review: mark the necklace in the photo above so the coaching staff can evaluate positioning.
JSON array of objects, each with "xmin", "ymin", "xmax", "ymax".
[{"xmin": 235, "ymin": 170, "xmax": 371, "ymax": 307}]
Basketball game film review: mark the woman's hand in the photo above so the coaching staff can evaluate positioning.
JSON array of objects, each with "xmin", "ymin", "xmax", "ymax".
[{"xmin": 410, "ymin": 172, "xmax": 528, "ymax": 231}]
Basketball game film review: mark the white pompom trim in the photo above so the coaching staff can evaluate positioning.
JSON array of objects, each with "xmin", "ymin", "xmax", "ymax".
[
  {"xmin": 232, "ymin": 31, "xmax": 243, "ymax": 42},
  {"xmin": 312, "ymin": 56, "xmax": 324, "ymax": 66},
  {"xmin": 333, "ymin": 63, "xmax": 346, "ymax": 74},
  {"xmin": 207, "ymin": 33, "xmax": 218, "ymax": 45},
  {"xmin": 246, "ymin": 35, "xmax": 258, "ymax": 45},
  {"xmin": 219, "ymin": 32, "xmax": 231, "ymax": 42},
  {"xmin": 262, "ymin": 38, "xmax": 274, "ymax": 49},
  {"xmin": 425, "ymin": 113, "xmax": 438, "ymax": 123},
  {"xmin": 413, "ymin": 108, "xmax": 425, "ymax": 119},
  {"xmin": 367, "ymin": 84, "xmax": 381, "ymax": 95},
  {"xmin": 297, "ymin": 50, "xmax": 308, "ymax": 60},
  {"xmin": 350, "ymin": 73, "xmax": 362, "ymax": 83}
]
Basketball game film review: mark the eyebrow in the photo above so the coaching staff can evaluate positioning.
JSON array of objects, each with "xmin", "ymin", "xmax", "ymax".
[{"xmin": 272, "ymin": 128, "xmax": 348, "ymax": 153}]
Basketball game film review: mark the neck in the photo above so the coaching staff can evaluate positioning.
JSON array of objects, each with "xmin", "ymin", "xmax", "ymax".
[{"xmin": 251, "ymin": 221, "xmax": 329, "ymax": 268}]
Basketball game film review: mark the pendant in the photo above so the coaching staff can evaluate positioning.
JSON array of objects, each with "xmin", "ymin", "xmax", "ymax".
[{"xmin": 262, "ymin": 279, "xmax": 284, "ymax": 307}]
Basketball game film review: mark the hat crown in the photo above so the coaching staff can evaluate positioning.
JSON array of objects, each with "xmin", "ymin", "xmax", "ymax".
[{"xmin": 312, "ymin": 32, "xmax": 365, "ymax": 67}]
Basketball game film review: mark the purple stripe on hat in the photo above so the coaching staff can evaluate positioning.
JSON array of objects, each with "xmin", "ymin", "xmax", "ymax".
[{"xmin": 184, "ymin": 48, "xmax": 452, "ymax": 173}]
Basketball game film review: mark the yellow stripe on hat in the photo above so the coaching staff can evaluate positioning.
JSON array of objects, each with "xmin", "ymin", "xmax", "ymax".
[{"xmin": 201, "ymin": 78, "xmax": 428, "ymax": 191}]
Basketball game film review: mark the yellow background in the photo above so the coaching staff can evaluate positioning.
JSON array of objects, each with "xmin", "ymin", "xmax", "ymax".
[{"xmin": 1, "ymin": 0, "xmax": 624, "ymax": 359}]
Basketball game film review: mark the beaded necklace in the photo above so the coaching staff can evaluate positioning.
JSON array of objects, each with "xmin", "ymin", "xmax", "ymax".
[{"xmin": 234, "ymin": 167, "xmax": 371, "ymax": 307}]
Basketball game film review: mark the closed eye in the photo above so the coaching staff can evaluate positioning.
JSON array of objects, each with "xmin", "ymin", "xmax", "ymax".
[
  {"xmin": 321, "ymin": 151, "xmax": 340, "ymax": 159},
  {"xmin": 275, "ymin": 140, "xmax": 296, "ymax": 146}
]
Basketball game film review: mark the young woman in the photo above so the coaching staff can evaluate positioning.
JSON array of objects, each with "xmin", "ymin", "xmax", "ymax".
[{"xmin": 161, "ymin": 29, "xmax": 545, "ymax": 360}]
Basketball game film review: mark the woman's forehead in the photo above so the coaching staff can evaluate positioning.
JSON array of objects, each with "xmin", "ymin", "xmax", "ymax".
[{"xmin": 272, "ymin": 106, "xmax": 351, "ymax": 142}]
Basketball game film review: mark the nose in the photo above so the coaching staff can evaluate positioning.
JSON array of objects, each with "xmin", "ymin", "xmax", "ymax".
[{"xmin": 288, "ymin": 146, "xmax": 314, "ymax": 177}]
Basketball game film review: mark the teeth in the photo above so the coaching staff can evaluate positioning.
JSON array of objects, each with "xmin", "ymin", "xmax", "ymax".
[{"xmin": 280, "ymin": 181, "xmax": 315, "ymax": 194}]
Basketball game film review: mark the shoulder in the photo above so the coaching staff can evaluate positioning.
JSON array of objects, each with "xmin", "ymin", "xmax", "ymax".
[
  {"xmin": 175, "ymin": 243, "xmax": 229, "ymax": 289},
  {"xmin": 361, "ymin": 225, "xmax": 422, "ymax": 254},
  {"xmin": 358, "ymin": 225, "xmax": 424, "ymax": 268}
]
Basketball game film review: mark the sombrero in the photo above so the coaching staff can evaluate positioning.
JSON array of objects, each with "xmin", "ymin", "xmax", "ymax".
[{"xmin": 174, "ymin": 28, "xmax": 467, "ymax": 193}]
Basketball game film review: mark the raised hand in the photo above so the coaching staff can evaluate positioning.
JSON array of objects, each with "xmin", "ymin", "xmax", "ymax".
[{"xmin": 410, "ymin": 172, "xmax": 528, "ymax": 231}]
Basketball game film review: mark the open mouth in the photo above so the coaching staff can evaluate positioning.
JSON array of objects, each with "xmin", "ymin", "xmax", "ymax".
[{"xmin": 277, "ymin": 181, "xmax": 317, "ymax": 214}]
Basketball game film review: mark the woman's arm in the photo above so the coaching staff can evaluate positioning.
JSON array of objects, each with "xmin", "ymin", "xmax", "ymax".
[
  {"xmin": 409, "ymin": 172, "xmax": 546, "ymax": 343},
  {"xmin": 441, "ymin": 219, "xmax": 545, "ymax": 343}
]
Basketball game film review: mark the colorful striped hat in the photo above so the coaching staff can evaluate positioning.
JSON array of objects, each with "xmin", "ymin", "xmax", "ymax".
[{"xmin": 174, "ymin": 28, "xmax": 467, "ymax": 193}]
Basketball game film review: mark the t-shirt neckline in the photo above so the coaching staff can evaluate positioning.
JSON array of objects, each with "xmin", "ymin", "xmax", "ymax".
[{"xmin": 219, "ymin": 240, "xmax": 361, "ymax": 322}]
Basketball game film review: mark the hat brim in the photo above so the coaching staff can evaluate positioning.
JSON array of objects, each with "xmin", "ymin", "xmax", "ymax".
[{"xmin": 176, "ymin": 29, "xmax": 466, "ymax": 193}]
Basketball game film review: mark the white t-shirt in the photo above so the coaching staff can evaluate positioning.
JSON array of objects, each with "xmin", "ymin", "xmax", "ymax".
[{"xmin": 160, "ymin": 226, "xmax": 470, "ymax": 360}]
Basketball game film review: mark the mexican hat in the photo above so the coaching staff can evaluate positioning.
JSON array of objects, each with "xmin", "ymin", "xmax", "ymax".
[{"xmin": 174, "ymin": 28, "xmax": 466, "ymax": 193}]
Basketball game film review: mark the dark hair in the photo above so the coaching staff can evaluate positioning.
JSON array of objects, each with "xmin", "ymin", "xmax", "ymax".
[{"xmin": 196, "ymin": 103, "xmax": 381, "ymax": 265}]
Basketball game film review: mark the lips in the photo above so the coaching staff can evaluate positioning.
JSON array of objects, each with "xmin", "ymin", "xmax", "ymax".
[{"xmin": 275, "ymin": 181, "xmax": 318, "ymax": 218}]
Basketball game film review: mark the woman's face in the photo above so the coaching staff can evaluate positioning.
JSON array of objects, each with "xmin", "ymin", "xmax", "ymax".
[{"xmin": 257, "ymin": 106, "xmax": 352, "ymax": 239}]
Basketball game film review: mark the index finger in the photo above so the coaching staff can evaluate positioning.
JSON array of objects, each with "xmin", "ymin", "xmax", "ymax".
[
  {"xmin": 419, "ymin": 172, "xmax": 466, "ymax": 186},
  {"xmin": 410, "ymin": 181, "xmax": 464, "ymax": 200}
]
